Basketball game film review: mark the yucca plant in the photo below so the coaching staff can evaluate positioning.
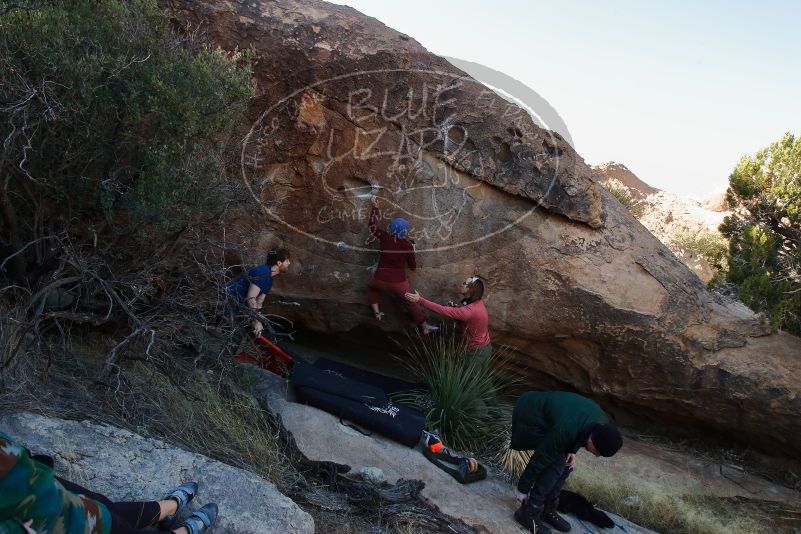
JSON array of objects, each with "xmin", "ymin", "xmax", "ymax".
[
  {"xmin": 481, "ymin": 413, "xmax": 533, "ymax": 483},
  {"xmin": 393, "ymin": 331, "xmax": 518, "ymax": 455},
  {"xmin": 497, "ymin": 446, "xmax": 533, "ymax": 479}
]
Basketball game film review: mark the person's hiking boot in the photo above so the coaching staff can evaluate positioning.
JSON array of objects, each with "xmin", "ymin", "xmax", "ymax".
[
  {"xmin": 514, "ymin": 502, "xmax": 552, "ymax": 534},
  {"xmin": 542, "ymin": 499, "xmax": 571, "ymax": 532},
  {"xmin": 158, "ymin": 481, "xmax": 198, "ymax": 530},
  {"xmin": 177, "ymin": 503, "xmax": 218, "ymax": 534}
]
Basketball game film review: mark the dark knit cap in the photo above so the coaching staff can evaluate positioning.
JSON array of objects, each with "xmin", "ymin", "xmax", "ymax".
[{"xmin": 591, "ymin": 424, "xmax": 622, "ymax": 457}]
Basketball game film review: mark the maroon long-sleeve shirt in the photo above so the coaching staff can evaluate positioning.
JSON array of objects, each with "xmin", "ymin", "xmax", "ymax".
[
  {"xmin": 369, "ymin": 206, "xmax": 416, "ymax": 283},
  {"xmin": 418, "ymin": 298, "xmax": 491, "ymax": 350}
]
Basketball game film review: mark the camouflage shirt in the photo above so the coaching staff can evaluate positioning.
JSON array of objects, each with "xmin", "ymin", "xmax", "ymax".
[{"xmin": 0, "ymin": 432, "xmax": 111, "ymax": 534}]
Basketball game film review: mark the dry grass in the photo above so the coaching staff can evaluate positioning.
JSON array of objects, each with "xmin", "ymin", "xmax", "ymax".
[
  {"xmin": 495, "ymin": 446, "xmax": 766, "ymax": 534},
  {"xmin": 0, "ymin": 302, "xmax": 22, "ymax": 358},
  {"xmin": 131, "ymin": 362, "xmax": 301, "ymax": 488},
  {"xmin": 0, "ymin": 332, "xmax": 298, "ymax": 491},
  {"xmin": 565, "ymin": 460, "xmax": 764, "ymax": 534}
]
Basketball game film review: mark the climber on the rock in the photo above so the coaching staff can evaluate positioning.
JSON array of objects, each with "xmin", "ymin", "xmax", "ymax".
[
  {"xmin": 222, "ymin": 247, "xmax": 292, "ymax": 353},
  {"xmin": 0, "ymin": 431, "xmax": 219, "ymax": 534},
  {"xmin": 367, "ymin": 195, "xmax": 438, "ymax": 334},
  {"xmin": 509, "ymin": 391, "xmax": 623, "ymax": 534},
  {"xmin": 404, "ymin": 276, "xmax": 492, "ymax": 364}
]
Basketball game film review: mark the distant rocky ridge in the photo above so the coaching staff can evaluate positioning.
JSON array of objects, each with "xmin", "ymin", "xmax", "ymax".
[
  {"xmin": 700, "ymin": 190, "xmax": 729, "ymax": 212},
  {"xmin": 592, "ymin": 162, "xmax": 729, "ymax": 283},
  {"xmin": 592, "ymin": 162, "xmax": 660, "ymax": 200}
]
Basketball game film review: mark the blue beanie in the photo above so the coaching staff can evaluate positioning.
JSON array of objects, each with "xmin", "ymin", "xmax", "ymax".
[{"xmin": 389, "ymin": 217, "xmax": 409, "ymax": 238}]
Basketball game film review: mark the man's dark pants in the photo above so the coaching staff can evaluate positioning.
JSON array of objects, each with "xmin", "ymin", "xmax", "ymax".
[
  {"xmin": 221, "ymin": 297, "xmax": 276, "ymax": 357},
  {"xmin": 528, "ymin": 458, "xmax": 573, "ymax": 506}
]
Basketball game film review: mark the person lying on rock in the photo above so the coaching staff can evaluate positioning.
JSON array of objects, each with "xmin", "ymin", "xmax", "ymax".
[
  {"xmin": 222, "ymin": 247, "xmax": 292, "ymax": 353},
  {"xmin": 0, "ymin": 431, "xmax": 219, "ymax": 534},
  {"xmin": 405, "ymin": 276, "xmax": 492, "ymax": 364},
  {"xmin": 509, "ymin": 391, "xmax": 623, "ymax": 534},
  {"xmin": 367, "ymin": 195, "xmax": 438, "ymax": 334}
]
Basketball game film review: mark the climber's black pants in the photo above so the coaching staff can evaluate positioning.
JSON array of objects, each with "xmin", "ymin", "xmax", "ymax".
[
  {"xmin": 220, "ymin": 297, "xmax": 276, "ymax": 358},
  {"xmin": 58, "ymin": 477, "xmax": 162, "ymax": 534},
  {"xmin": 526, "ymin": 458, "xmax": 573, "ymax": 507}
]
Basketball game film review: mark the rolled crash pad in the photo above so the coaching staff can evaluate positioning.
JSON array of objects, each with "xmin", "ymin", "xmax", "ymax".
[
  {"xmin": 290, "ymin": 359, "xmax": 388, "ymax": 406},
  {"xmin": 312, "ymin": 358, "xmax": 422, "ymax": 395},
  {"xmin": 295, "ymin": 385, "xmax": 426, "ymax": 447}
]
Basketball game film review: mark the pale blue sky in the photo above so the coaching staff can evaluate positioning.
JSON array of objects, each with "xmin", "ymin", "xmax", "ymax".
[{"xmin": 333, "ymin": 0, "xmax": 800, "ymax": 198}]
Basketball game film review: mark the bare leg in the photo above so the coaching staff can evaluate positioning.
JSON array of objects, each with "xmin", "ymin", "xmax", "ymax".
[
  {"xmin": 367, "ymin": 278, "xmax": 385, "ymax": 319},
  {"xmin": 162, "ymin": 500, "xmax": 188, "ymax": 534},
  {"xmin": 158, "ymin": 499, "xmax": 179, "ymax": 521}
]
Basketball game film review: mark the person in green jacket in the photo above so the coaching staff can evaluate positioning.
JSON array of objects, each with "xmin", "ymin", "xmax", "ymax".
[
  {"xmin": 510, "ymin": 392, "xmax": 623, "ymax": 534},
  {"xmin": 0, "ymin": 432, "xmax": 218, "ymax": 534}
]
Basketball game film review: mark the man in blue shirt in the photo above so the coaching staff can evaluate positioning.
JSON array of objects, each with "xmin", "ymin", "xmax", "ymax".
[{"xmin": 223, "ymin": 248, "xmax": 291, "ymax": 351}]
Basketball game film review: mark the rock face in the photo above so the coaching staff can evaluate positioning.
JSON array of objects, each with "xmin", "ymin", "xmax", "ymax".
[
  {"xmin": 592, "ymin": 161, "xmax": 730, "ymax": 283},
  {"xmin": 0, "ymin": 412, "xmax": 314, "ymax": 534},
  {"xmin": 164, "ymin": 0, "xmax": 801, "ymax": 458}
]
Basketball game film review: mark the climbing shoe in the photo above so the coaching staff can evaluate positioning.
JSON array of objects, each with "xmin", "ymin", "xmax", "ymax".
[
  {"xmin": 542, "ymin": 499, "xmax": 571, "ymax": 532},
  {"xmin": 514, "ymin": 502, "xmax": 552, "ymax": 534},
  {"xmin": 177, "ymin": 503, "xmax": 218, "ymax": 534},
  {"xmin": 158, "ymin": 481, "xmax": 198, "ymax": 530},
  {"xmin": 457, "ymin": 457, "xmax": 479, "ymax": 478}
]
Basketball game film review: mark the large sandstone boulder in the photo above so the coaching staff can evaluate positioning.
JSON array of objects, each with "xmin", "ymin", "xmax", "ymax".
[
  {"xmin": 164, "ymin": 0, "xmax": 801, "ymax": 458},
  {"xmin": 1, "ymin": 412, "xmax": 314, "ymax": 534}
]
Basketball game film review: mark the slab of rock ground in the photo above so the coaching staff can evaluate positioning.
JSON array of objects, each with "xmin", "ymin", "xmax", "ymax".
[
  {"xmin": 607, "ymin": 439, "xmax": 801, "ymax": 505},
  {"xmin": 0, "ymin": 412, "xmax": 313, "ymax": 534},
  {"xmin": 253, "ymin": 369, "xmax": 654, "ymax": 534}
]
